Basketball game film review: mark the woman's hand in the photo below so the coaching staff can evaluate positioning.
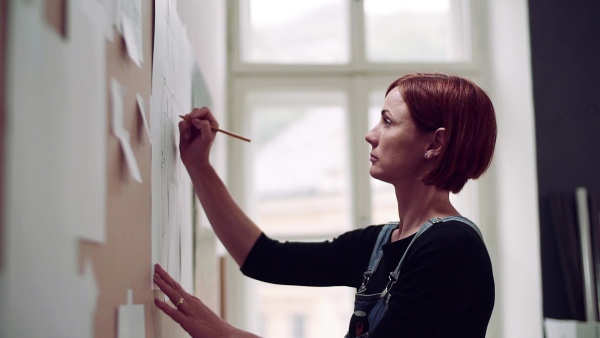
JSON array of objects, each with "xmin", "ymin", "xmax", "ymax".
[
  {"xmin": 153, "ymin": 263, "xmax": 260, "ymax": 338},
  {"xmin": 179, "ymin": 107, "xmax": 218, "ymax": 170}
]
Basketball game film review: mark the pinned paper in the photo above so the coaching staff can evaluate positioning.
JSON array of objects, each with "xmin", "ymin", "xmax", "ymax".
[
  {"xmin": 65, "ymin": 0, "xmax": 108, "ymax": 243},
  {"xmin": 119, "ymin": 0, "xmax": 143, "ymax": 66},
  {"xmin": 150, "ymin": 0, "xmax": 193, "ymax": 286},
  {"xmin": 118, "ymin": 290, "xmax": 145, "ymax": 338},
  {"xmin": 98, "ymin": 0, "xmax": 117, "ymax": 41},
  {"xmin": 136, "ymin": 93, "xmax": 152, "ymax": 145},
  {"xmin": 111, "ymin": 78, "xmax": 142, "ymax": 182}
]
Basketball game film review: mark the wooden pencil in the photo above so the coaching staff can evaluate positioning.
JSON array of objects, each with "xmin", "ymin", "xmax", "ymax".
[{"xmin": 178, "ymin": 115, "xmax": 251, "ymax": 142}]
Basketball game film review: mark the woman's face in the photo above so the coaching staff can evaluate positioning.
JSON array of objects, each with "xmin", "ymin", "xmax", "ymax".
[{"xmin": 365, "ymin": 87, "xmax": 431, "ymax": 184}]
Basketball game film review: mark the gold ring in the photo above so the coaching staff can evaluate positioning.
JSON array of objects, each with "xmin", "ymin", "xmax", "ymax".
[{"xmin": 176, "ymin": 298, "xmax": 184, "ymax": 307}]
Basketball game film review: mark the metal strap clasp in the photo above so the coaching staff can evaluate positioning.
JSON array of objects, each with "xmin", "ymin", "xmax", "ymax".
[
  {"xmin": 380, "ymin": 272, "xmax": 397, "ymax": 299},
  {"xmin": 358, "ymin": 272, "xmax": 372, "ymax": 293}
]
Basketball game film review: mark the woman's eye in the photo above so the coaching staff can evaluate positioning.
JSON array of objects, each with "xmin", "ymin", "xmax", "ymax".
[{"xmin": 383, "ymin": 117, "xmax": 392, "ymax": 126}]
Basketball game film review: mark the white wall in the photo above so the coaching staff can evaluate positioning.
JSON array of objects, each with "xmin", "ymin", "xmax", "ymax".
[{"xmin": 482, "ymin": 0, "xmax": 544, "ymax": 337}]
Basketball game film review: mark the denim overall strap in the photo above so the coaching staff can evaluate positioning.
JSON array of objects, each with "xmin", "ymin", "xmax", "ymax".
[
  {"xmin": 381, "ymin": 216, "xmax": 484, "ymax": 302},
  {"xmin": 443, "ymin": 215, "xmax": 484, "ymax": 241},
  {"xmin": 358, "ymin": 223, "xmax": 397, "ymax": 293}
]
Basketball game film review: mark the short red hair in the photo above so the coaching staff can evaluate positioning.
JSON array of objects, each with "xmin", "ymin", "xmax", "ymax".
[{"xmin": 386, "ymin": 73, "xmax": 497, "ymax": 193}]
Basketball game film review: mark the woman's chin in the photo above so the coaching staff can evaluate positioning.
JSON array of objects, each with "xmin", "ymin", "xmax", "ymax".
[{"xmin": 369, "ymin": 168, "xmax": 384, "ymax": 181}]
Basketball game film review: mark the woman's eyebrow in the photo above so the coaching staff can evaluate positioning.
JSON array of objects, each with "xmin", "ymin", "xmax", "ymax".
[{"xmin": 382, "ymin": 109, "xmax": 397, "ymax": 120}]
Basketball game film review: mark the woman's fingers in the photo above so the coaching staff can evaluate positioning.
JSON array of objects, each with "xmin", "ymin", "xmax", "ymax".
[
  {"xmin": 189, "ymin": 106, "xmax": 214, "ymax": 121},
  {"xmin": 179, "ymin": 108, "xmax": 218, "ymax": 153},
  {"xmin": 153, "ymin": 263, "xmax": 243, "ymax": 338},
  {"xmin": 155, "ymin": 264, "xmax": 181, "ymax": 288},
  {"xmin": 179, "ymin": 120, "xmax": 191, "ymax": 141},
  {"xmin": 154, "ymin": 264, "xmax": 191, "ymax": 313},
  {"xmin": 189, "ymin": 107, "xmax": 219, "ymax": 128},
  {"xmin": 154, "ymin": 274, "xmax": 183, "ymax": 305},
  {"xmin": 154, "ymin": 298, "xmax": 193, "ymax": 329}
]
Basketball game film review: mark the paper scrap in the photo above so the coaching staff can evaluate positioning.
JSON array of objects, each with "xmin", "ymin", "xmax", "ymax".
[
  {"xmin": 119, "ymin": 0, "xmax": 143, "ymax": 66},
  {"xmin": 65, "ymin": 0, "xmax": 108, "ymax": 243},
  {"xmin": 111, "ymin": 78, "xmax": 143, "ymax": 182},
  {"xmin": 99, "ymin": 0, "xmax": 117, "ymax": 41},
  {"xmin": 136, "ymin": 93, "xmax": 152, "ymax": 145},
  {"xmin": 118, "ymin": 290, "xmax": 145, "ymax": 338}
]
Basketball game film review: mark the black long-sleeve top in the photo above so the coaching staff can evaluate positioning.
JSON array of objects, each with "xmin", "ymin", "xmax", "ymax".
[{"xmin": 241, "ymin": 220, "xmax": 495, "ymax": 338}]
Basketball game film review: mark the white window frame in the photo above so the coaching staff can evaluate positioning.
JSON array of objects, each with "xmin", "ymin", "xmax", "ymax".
[
  {"xmin": 225, "ymin": 0, "xmax": 487, "ymax": 332},
  {"xmin": 229, "ymin": 0, "xmax": 482, "ymax": 76}
]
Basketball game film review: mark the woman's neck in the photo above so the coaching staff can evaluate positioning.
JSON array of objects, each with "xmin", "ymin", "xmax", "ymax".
[{"xmin": 392, "ymin": 181, "xmax": 458, "ymax": 241}]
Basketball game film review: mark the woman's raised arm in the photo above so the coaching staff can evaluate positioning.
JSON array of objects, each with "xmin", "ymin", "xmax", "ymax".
[{"xmin": 179, "ymin": 107, "xmax": 262, "ymax": 267}]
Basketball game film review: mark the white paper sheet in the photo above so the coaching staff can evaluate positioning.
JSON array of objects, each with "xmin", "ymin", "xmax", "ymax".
[
  {"xmin": 150, "ymin": 0, "xmax": 194, "ymax": 287},
  {"xmin": 119, "ymin": 0, "xmax": 143, "ymax": 66},
  {"xmin": 111, "ymin": 78, "xmax": 143, "ymax": 183},
  {"xmin": 118, "ymin": 290, "xmax": 146, "ymax": 338},
  {"xmin": 136, "ymin": 93, "xmax": 152, "ymax": 145},
  {"xmin": 64, "ymin": 0, "xmax": 108, "ymax": 242},
  {"xmin": 99, "ymin": 0, "xmax": 118, "ymax": 41}
]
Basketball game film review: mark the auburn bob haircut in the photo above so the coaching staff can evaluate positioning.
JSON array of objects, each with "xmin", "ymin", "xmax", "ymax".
[{"xmin": 386, "ymin": 73, "xmax": 497, "ymax": 193}]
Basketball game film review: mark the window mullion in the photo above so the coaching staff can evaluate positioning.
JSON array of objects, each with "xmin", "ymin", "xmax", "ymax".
[
  {"xmin": 348, "ymin": 76, "xmax": 371, "ymax": 229},
  {"xmin": 229, "ymin": 0, "xmax": 242, "ymax": 72},
  {"xmin": 350, "ymin": 0, "xmax": 367, "ymax": 71}
]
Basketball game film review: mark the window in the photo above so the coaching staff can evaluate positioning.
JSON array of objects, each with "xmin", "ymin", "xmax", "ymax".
[
  {"xmin": 239, "ymin": 0, "xmax": 349, "ymax": 64},
  {"xmin": 249, "ymin": 90, "xmax": 351, "ymax": 237},
  {"xmin": 228, "ymin": 1, "xmax": 482, "ymax": 337},
  {"xmin": 364, "ymin": 0, "xmax": 470, "ymax": 62}
]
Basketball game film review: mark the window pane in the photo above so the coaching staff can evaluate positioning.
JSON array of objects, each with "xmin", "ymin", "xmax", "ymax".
[
  {"xmin": 364, "ymin": 0, "xmax": 470, "ymax": 62},
  {"xmin": 250, "ymin": 280, "xmax": 353, "ymax": 338},
  {"xmin": 368, "ymin": 90, "xmax": 399, "ymax": 224},
  {"xmin": 240, "ymin": 0, "xmax": 349, "ymax": 64},
  {"xmin": 247, "ymin": 90, "xmax": 351, "ymax": 237},
  {"xmin": 245, "ymin": 90, "xmax": 354, "ymax": 338}
]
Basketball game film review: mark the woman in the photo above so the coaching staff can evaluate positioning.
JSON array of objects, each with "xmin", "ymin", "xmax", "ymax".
[{"xmin": 154, "ymin": 73, "xmax": 497, "ymax": 338}]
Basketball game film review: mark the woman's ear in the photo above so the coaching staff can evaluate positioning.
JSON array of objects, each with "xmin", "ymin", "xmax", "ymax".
[{"xmin": 426, "ymin": 128, "xmax": 446, "ymax": 158}]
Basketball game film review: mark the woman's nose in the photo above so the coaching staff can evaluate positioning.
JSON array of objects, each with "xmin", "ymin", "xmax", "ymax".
[{"xmin": 365, "ymin": 126, "xmax": 378, "ymax": 146}]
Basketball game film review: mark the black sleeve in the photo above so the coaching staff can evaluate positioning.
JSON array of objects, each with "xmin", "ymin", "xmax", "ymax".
[
  {"xmin": 370, "ymin": 223, "xmax": 494, "ymax": 338},
  {"xmin": 240, "ymin": 226, "xmax": 383, "ymax": 288}
]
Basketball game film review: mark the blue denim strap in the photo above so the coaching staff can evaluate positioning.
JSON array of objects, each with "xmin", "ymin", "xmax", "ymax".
[
  {"xmin": 443, "ymin": 215, "xmax": 484, "ymax": 241},
  {"xmin": 357, "ymin": 223, "xmax": 396, "ymax": 293}
]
